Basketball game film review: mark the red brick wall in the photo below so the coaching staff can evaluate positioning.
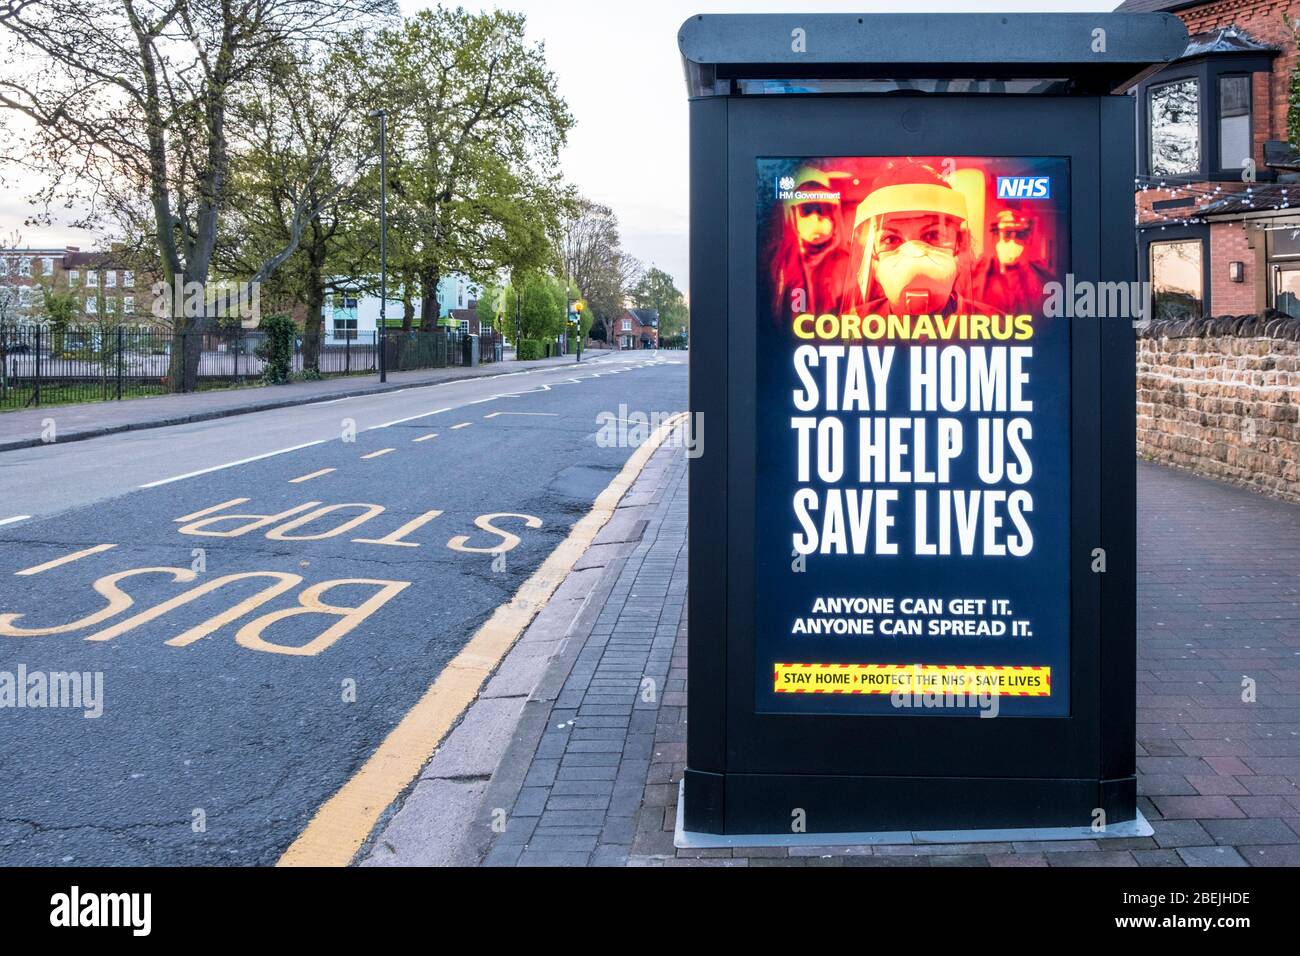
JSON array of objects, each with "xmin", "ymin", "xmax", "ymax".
[{"xmin": 1210, "ymin": 220, "xmax": 1260, "ymax": 313}]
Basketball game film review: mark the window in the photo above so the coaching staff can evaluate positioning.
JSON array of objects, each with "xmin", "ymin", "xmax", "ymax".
[
  {"xmin": 1149, "ymin": 78, "xmax": 1200, "ymax": 176},
  {"xmin": 622, "ymin": 318, "xmax": 632, "ymax": 331},
  {"xmin": 0, "ymin": 258, "xmax": 8, "ymax": 277},
  {"xmin": 123, "ymin": 271, "xmax": 134, "ymax": 288},
  {"xmin": 85, "ymin": 296, "xmax": 98, "ymax": 315},
  {"xmin": 1150, "ymin": 239, "xmax": 1203, "ymax": 321},
  {"xmin": 18, "ymin": 286, "xmax": 34, "ymax": 308},
  {"xmin": 86, "ymin": 271, "xmax": 98, "ymax": 287},
  {"xmin": 123, "ymin": 296, "xmax": 134, "ymax": 315},
  {"xmin": 68, "ymin": 269, "xmax": 79, "ymax": 287},
  {"xmin": 42, "ymin": 257, "xmax": 53, "ymax": 276},
  {"xmin": 333, "ymin": 317, "xmax": 358, "ymax": 340},
  {"xmin": 18, "ymin": 257, "xmax": 31, "ymax": 277},
  {"xmin": 458, "ymin": 319, "xmax": 470, "ymax": 333},
  {"xmin": 1219, "ymin": 75, "xmax": 1251, "ymax": 170},
  {"xmin": 105, "ymin": 270, "xmax": 117, "ymax": 288},
  {"xmin": 105, "ymin": 297, "xmax": 117, "ymax": 313}
]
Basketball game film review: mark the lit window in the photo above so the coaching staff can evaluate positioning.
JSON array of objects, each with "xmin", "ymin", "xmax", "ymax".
[
  {"xmin": 1149, "ymin": 78, "xmax": 1200, "ymax": 176},
  {"xmin": 1219, "ymin": 75, "xmax": 1251, "ymax": 170},
  {"xmin": 85, "ymin": 296, "xmax": 98, "ymax": 315},
  {"xmin": 1150, "ymin": 239, "xmax": 1203, "ymax": 321}
]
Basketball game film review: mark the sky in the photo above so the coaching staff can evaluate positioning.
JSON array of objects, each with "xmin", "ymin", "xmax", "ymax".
[{"xmin": 2, "ymin": 0, "xmax": 1124, "ymax": 292}]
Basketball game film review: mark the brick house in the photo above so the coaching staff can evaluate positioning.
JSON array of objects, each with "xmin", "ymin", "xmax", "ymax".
[
  {"xmin": 614, "ymin": 308, "xmax": 658, "ymax": 349},
  {"xmin": 0, "ymin": 246, "xmax": 149, "ymax": 325},
  {"xmin": 1123, "ymin": 0, "xmax": 1300, "ymax": 319},
  {"xmin": 450, "ymin": 298, "xmax": 492, "ymax": 336}
]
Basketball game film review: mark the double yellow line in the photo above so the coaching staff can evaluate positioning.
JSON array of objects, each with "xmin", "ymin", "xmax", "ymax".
[{"xmin": 278, "ymin": 412, "xmax": 687, "ymax": 866}]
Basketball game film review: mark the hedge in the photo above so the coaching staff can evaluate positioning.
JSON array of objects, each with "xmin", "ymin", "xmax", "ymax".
[{"xmin": 516, "ymin": 338, "xmax": 544, "ymax": 360}]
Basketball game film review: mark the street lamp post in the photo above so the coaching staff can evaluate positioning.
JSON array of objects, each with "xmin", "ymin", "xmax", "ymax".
[{"xmin": 370, "ymin": 108, "xmax": 388, "ymax": 383}]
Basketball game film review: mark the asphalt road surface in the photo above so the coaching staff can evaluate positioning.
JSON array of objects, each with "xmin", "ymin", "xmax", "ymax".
[{"xmin": 0, "ymin": 351, "xmax": 687, "ymax": 865}]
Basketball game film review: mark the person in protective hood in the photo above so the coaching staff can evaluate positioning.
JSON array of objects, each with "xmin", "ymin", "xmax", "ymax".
[
  {"xmin": 771, "ymin": 167, "xmax": 851, "ymax": 319},
  {"xmin": 842, "ymin": 161, "xmax": 986, "ymax": 317},
  {"xmin": 977, "ymin": 209, "xmax": 1055, "ymax": 316}
]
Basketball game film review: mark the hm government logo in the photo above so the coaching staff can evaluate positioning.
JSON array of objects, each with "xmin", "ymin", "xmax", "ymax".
[
  {"xmin": 776, "ymin": 176, "xmax": 840, "ymax": 203},
  {"xmin": 996, "ymin": 176, "xmax": 1052, "ymax": 200}
]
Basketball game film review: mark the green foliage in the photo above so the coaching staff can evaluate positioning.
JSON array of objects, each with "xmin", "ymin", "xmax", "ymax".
[
  {"xmin": 1290, "ymin": 12, "xmax": 1300, "ymax": 148},
  {"xmin": 503, "ymin": 271, "xmax": 566, "ymax": 343},
  {"xmin": 516, "ymin": 338, "xmax": 544, "ymax": 361},
  {"xmin": 631, "ymin": 267, "xmax": 689, "ymax": 341},
  {"xmin": 360, "ymin": 7, "xmax": 575, "ymax": 325},
  {"xmin": 256, "ymin": 314, "xmax": 297, "ymax": 384}
]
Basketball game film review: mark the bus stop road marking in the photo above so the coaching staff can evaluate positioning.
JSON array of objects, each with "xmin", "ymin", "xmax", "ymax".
[
  {"xmin": 277, "ymin": 410, "xmax": 689, "ymax": 868},
  {"xmin": 140, "ymin": 441, "xmax": 326, "ymax": 488},
  {"xmin": 361, "ymin": 448, "xmax": 395, "ymax": 460},
  {"xmin": 15, "ymin": 543, "xmax": 117, "ymax": 576},
  {"xmin": 290, "ymin": 469, "xmax": 336, "ymax": 484}
]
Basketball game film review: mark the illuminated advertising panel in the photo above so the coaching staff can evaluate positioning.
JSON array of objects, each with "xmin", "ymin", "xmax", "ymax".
[{"xmin": 756, "ymin": 156, "xmax": 1071, "ymax": 718}]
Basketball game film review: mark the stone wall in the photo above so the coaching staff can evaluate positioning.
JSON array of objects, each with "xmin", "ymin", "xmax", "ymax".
[{"xmin": 1137, "ymin": 314, "xmax": 1300, "ymax": 503}]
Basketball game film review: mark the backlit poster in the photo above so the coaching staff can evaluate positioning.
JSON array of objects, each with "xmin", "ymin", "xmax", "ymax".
[{"xmin": 756, "ymin": 156, "xmax": 1071, "ymax": 717}]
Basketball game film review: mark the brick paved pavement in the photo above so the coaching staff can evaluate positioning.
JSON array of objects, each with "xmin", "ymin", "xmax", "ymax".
[{"xmin": 468, "ymin": 450, "xmax": 1300, "ymax": 866}]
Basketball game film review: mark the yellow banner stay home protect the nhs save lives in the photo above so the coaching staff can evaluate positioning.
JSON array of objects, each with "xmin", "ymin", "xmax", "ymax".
[{"xmin": 773, "ymin": 663, "xmax": 1051, "ymax": 696}]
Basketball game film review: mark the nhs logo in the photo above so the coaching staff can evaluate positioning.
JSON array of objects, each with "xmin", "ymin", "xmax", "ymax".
[{"xmin": 996, "ymin": 176, "xmax": 1052, "ymax": 200}]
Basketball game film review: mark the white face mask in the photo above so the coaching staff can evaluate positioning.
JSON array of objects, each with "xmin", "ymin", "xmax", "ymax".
[
  {"xmin": 875, "ymin": 241, "xmax": 958, "ymax": 314},
  {"xmin": 996, "ymin": 239, "xmax": 1026, "ymax": 267}
]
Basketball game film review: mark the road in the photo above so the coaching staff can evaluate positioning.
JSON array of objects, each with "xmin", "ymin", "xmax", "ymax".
[{"xmin": 0, "ymin": 350, "xmax": 687, "ymax": 865}]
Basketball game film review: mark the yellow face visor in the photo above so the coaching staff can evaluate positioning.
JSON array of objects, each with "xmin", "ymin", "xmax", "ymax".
[{"xmin": 853, "ymin": 183, "xmax": 968, "ymax": 232}]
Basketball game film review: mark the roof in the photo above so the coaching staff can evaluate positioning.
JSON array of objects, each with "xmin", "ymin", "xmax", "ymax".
[
  {"xmin": 1198, "ymin": 185, "xmax": 1300, "ymax": 219},
  {"xmin": 1179, "ymin": 26, "xmax": 1277, "ymax": 60},
  {"xmin": 629, "ymin": 308, "xmax": 658, "ymax": 328},
  {"xmin": 679, "ymin": 13, "xmax": 1188, "ymax": 95},
  {"xmin": 62, "ymin": 251, "xmax": 137, "ymax": 269}
]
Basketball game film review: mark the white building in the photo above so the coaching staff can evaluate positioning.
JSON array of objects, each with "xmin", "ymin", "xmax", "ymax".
[{"xmin": 323, "ymin": 274, "xmax": 477, "ymax": 345}]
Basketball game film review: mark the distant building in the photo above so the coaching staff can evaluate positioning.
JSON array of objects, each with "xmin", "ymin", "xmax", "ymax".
[
  {"xmin": 323, "ymin": 274, "xmax": 479, "ymax": 344},
  {"xmin": 0, "ymin": 247, "xmax": 148, "ymax": 325},
  {"xmin": 1120, "ymin": 0, "xmax": 1300, "ymax": 319},
  {"xmin": 614, "ymin": 308, "xmax": 659, "ymax": 349}
]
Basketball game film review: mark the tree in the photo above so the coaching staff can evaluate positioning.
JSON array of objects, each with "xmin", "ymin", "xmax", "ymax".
[
  {"xmin": 561, "ymin": 196, "xmax": 641, "ymax": 345},
  {"xmin": 218, "ymin": 33, "xmax": 379, "ymax": 372},
  {"xmin": 503, "ymin": 270, "xmax": 564, "ymax": 344},
  {"xmin": 632, "ymin": 267, "xmax": 688, "ymax": 341},
  {"xmin": 367, "ymin": 7, "xmax": 573, "ymax": 330},
  {"xmin": 0, "ymin": 0, "xmax": 394, "ymax": 389}
]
